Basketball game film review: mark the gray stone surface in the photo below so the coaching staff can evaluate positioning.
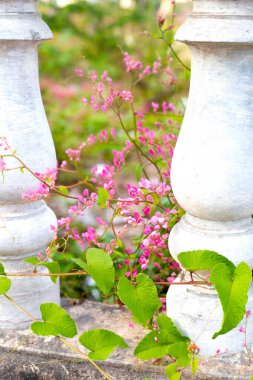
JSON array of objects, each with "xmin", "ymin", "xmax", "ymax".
[{"xmin": 0, "ymin": 300, "xmax": 253, "ymax": 379}]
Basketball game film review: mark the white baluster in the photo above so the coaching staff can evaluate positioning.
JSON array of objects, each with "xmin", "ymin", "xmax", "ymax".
[
  {"xmin": 167, "ymin": 0, "xmax": 253, "ymax": 354},
  {"xmin": 0, "ymin": 0, "xmax": 60, "ymax": 328}
]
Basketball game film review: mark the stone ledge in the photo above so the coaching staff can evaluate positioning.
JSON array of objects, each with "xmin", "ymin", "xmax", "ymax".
[{"xmin": 0, "ymin": 300, "xmax": 252, "ymax": 380}]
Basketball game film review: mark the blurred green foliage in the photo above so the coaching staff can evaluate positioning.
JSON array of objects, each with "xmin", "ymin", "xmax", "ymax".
[{"xmin": 39, "ymin": 0, "xmax": 190, "ymax": 162}]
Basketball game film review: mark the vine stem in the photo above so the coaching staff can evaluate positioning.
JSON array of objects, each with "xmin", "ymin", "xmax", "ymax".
[
  {"xmin": 159, "ymin": 25, "xmax": 191, "ymax": 72},
  {"xmin": 0, "ymin": 332, "xmax": 33, "ymax": 363},
  {"xmin": 115, "ymin": 110, "xmax": 164, "ymax": 182},
  {"xmin": 57, "ymin": 337, "xmax": 113, "ymax": 380},
  {"xmin": 3, "ymin": 294, "xmax": 113, "ymax": 380},
  {"xmin": 154, "ymin": 281, "xmax": 212, "ymax": 286},
  {"xmin": 5, "ymin": 271, "xmax": 87, "ymax": 278},
  {"xmin": 3, "ymin": 294, "xmax": 36, "ymax": 321}
]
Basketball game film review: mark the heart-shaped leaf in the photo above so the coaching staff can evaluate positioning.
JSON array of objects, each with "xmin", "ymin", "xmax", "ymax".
[
  {"xmin": 134, "ymin": 330, "xmax": 171, "ymax": 360},
  {"xmin": 157, "ymin": 315, "xmax": 189, "ymax": 343},
  {"xmin": 210, "ymin": 262, "xmax": 252, "ymax": 338},
  {"xmin": 134, "ymin": 316, "xmax": 189, "ymax": 360},
  {"xmin": 79, "ymin": 329, "xmax": 128, "ymax": 360},
  {"xmin": 72, "ymin": 248, "xmax": 115, "ymax": 294},
  {"xmin": 31, "ymin": 303, "xmax": 77, "ymax": 338},
  {"xmin": 117, "ymin": 273, "xmax": 161, "ymax": 325},
  {"xmin": 178, "ymin": 250, "xmax": 235, "ymax": 274},
  {"xmin": 0, "ymin": 277, "xmax": 11, "ymax": 294}
]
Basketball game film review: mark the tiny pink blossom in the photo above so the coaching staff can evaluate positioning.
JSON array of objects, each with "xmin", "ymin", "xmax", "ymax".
[
  {"xmin": 96, "ymin": 216, "xmax": 107, "ymax": 226},
  {"xmin": 151, "ymin": 102, "xmax": 159, "ymax": 113},
  {"xmin": 0, "ymin": 157, "xmax": 6, "ymax": 171},
  {"xmin": 75, "ymin": 67, "xmax": 83, "ymax": 77}
]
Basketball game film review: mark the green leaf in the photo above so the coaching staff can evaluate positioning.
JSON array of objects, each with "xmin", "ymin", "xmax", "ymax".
[
  {"xmin": 117, "ymin": 273, "xmax": 161, "ymax": 325},
  {"xmin": 58, "ymin": 186, "xmax": 69, "ymax": 196},
  {"xmin": 178, "ymin": 250, "xmax": 235, "ymax": 274},
  {"xmin": 115, "ymin": 238, "xmax": 123, "ymax": 248},
  {"xmin": 24, "ymin": 256, "xmax": 39, "ymax": 265},
  {"xmin": 97, "ymin": 187, "xmax": 109, "ymax": 208},
  {"xmin": 134, "ymin": 331, "xmax": 171, "ymax": 360},
  {"xmin": 40, "ymin": 262, "xmax": 60, "ymax": 284},
  {"xmin": 210, "ymin": 262, "xmax": 252, "ymax": 338},
  {"xmin": 0, "ymin": 263, "xmax": 5, "ymax": 275},
  {"xmin": 24, "ymin": 258, "xmax": 60, "ymax": 284},
  {"xmin": 166, "ymin": 363, "xmax": 181, "ymax": 379},
  {"xmin": 134, "ymin": 316, "xmax": 189, "ymax": 360},
  {"xmin": 157, "ymin": 315, "xmax": 189, "ymax": 342},
  {"xmin": 176, "ymin": 355, "xmax": 190, "ymax": 367},
  {"xmin": 166, "ymin": 363, "xmax": 177, "ymax": 377},
  {"xmin": 248, "ymin": 376, "xmax": 253, "ymax": 380},
  {"xmin": 0, "ymin": 277, "xmax": 11, "ymax": 294},
  {"xmin": 167, "ymin": 342, "xmax": 188, "ymax": 358},
  {"xmin": 191, "ymin": 356, "xmax": 199, "ymax": 375},
  {"xmin": 79, "ymin": 329, "xmax": 128, "ymax": 360},
  {"xmin": 73, "ymin": 248, "xmax": 115, "ymax": 294},
  {"xmin": 72, "ymin": 258, "xmax": 87, "ymax": 269},
  {"xmin": 170, "ymin": 374, "xmax": 181, "ymax": 380},
  {"xmin": 31, "ymin": 303, "xmax": 77, "ymax": 338}
]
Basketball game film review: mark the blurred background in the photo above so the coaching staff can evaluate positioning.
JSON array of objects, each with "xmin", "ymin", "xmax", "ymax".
[
  {"xmin": 38, "ymin": 0, "xmax": 191, "ymax": 162},
  {"xmin": 38, "ymin": 0, "xmax": 192, "ymax": 300}
]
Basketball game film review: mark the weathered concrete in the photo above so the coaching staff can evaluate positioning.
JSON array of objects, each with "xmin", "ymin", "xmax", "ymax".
[
  {"xmin": 167, "ymin": 0, "xmax": 253, "ymax": 355},
  {"xmin": 0, "ymin": 0, "xmax": 60, "ymax": 328},
  {"xmin": 0, "ymin": 300, "xmax": 253, "ymax": 379}
]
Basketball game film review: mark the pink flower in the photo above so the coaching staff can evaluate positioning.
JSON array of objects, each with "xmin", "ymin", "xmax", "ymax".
[
  {"xmin": 0, "ymin": 157, "xmax": 6, "ymax": 171},
  {"xmin": 123, "ymin": 52, "xmax": 142, "ymax": 72},
  {"xmin": 75, "ymin": 67, "xmax": 83, "ymax": 77},
  {"xmin": 101, "ymin": 70, "xmax": 108, "ymax": 80},
  {"xmin": 246, "ymin": 310, "xmax": 252, "ymax": 318},
  {"xmin": 97, "ymin": 82, "xmax": 103, "ymax": 95},
  {"xmin": 151, "ymin": 102, "xmax": 159, "ymax": 113},
  {"xmin": 91, "ymin": 70, "xmax": 98, "ymax": 81},
  {"xmin": 139, "ymin": 256, "xmax": 149, "ymax": 270},
  {"xmin": 22, "ymin": 183, "xmax": 49, "ymax": 201},
  {"xmin": 65, "ymin": 148, "xmax": 81, "ymax": 162},
  {"xmin": 60, "ymin": 160, "xmax": 67, "ymax": 169},
  {"xmin": 142, "ymin": 206, "xmax": 151, "ymax": 216},
  {"xmin": 96, "ymin": 216, "xmax": 107, "ymax": 226},
  {"xmin": 239, "ymin": 326, "xmax": 245, "ymax": 333}
]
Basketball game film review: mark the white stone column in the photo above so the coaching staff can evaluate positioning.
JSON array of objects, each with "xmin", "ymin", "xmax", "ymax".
[
  {"xmin": 0, "ymin": 0, "xmax": 60, "ymax": 328},
  {"xmin": 167, "ymin": 0, "xmax": 253, "ymax": 354}
]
